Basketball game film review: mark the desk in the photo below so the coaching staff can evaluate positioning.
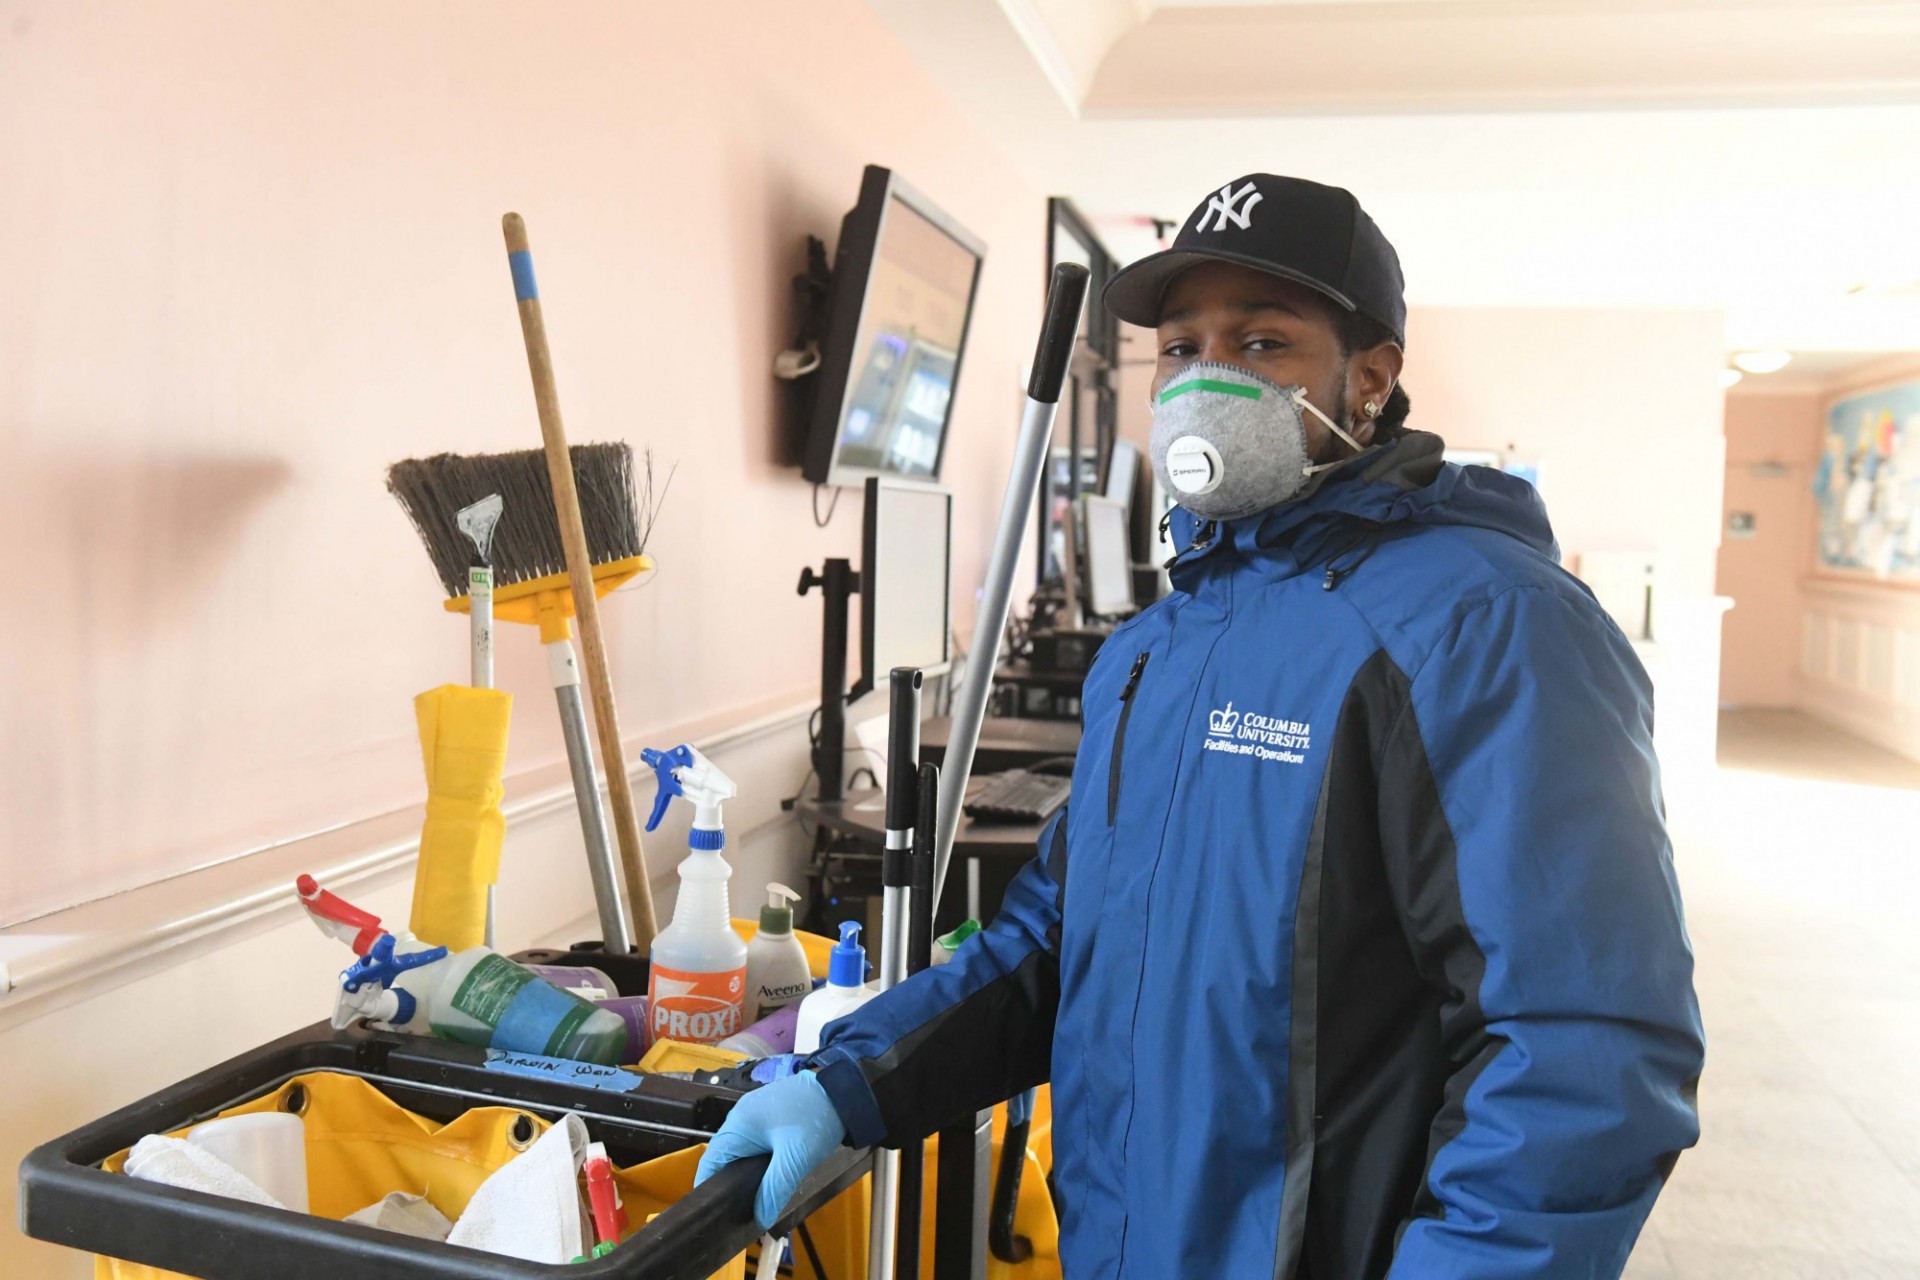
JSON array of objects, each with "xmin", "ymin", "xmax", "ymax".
[
  {"xmin": 920, "ymin": 716, "xmax": 1081, "ymax": 774},
  {"xmin": 794, "ymin": 785, "xmax": 1048, "ymax": 861},
  {"xmin": 993, "ymin": 660, "xmax": 1087, "ymax": 689},
  {"xmin": 794, "ymin": 780, "xmax": 1051, "ymax": 933}
]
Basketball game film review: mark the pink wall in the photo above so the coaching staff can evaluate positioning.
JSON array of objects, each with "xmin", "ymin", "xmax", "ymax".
[
  {"xmin": 1400, "ymin": 308, "xmax": 1727, "ymax": 597},
  {"xmin": 1717, "ymin": 391, "xmax": 1823, "ymax": 706},
  {"xmin": 0, "ymin": 2, "xmax": 1044, "ymax": 924}
]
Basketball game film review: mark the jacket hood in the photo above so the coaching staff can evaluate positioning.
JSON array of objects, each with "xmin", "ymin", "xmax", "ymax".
[{"xmin": 1166, "ymin": 431, "xmax": 1559, "ymax": 582}]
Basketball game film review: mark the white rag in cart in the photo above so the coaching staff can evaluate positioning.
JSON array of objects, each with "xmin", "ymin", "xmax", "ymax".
[{"xmin": 128, "ymin": 1111, "xmax": 593, "ymax": 1264}]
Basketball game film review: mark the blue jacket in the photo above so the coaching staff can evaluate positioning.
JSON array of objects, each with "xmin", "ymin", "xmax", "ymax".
[{"xmin": 812, "ymin": 433, "xmax": 1703, "ymax": 1279}]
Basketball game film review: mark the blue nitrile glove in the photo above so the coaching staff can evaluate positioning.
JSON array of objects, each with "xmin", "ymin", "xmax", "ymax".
[{"xmin": 694, "ymin": 1068, "xmax": 846, "ymax": 1230}]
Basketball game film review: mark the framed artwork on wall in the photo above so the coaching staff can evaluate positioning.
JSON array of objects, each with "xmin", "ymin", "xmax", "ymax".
[{"xmin": 1815, "ymin": 380, "xmax": 1920, "ymax": 580}]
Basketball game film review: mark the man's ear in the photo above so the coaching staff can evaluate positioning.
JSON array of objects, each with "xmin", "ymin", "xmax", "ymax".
[{"xmin": 1346, "ymin": 341, "xmax": 1404, "ymax": 442}]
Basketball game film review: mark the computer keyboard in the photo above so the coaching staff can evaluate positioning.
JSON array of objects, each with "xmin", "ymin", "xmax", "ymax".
[{"xmin": 964, "ymin": 769, "xmax": 1072, "ymax": 825}]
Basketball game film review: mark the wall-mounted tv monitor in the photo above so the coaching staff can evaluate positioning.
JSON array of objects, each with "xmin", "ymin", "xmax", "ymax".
[{"xmin": 801, "ymin": 166, "xmax": 987, "ymax": 488}]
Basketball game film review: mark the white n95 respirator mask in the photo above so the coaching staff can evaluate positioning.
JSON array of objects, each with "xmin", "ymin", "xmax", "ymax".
[{"xmin": 1149, "ymin": 362, "xmax": 1367, "ymax": 522}]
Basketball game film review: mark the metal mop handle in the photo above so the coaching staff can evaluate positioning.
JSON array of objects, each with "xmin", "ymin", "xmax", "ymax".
[
  {"xmin": 550, "ymin": 636, "xmax": 635, "ymax": 955},
  {"xmin": 897, "ymin": 758, "xmax": 940, "ymax": 1280},
  {"xmin": 457, "ymin": 494, "xmax": 504, "ymax": 946},
  {"xmin": 870, "ymin": 666, "xmax": 924, "ymax": 1280},
  {"xmin": 933, "ymin": 263, "xmax": 1090, "ymax": 912}
]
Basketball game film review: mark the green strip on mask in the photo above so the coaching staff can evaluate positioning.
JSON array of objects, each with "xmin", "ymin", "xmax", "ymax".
[{"xmin": 1158, "ymin": 378, "xmax": 1263, "ymax": 405}]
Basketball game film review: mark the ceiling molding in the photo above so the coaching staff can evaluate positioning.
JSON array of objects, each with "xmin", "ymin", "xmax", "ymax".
[
  {"xmin": 994, "ymin": 0, "xmax": 1089, "ymax": 115},
  {"xmin": 1823, "ymin": 351, "xmax": 1920, "ymax": 399},
  {"xmin": 1082, "ymin": 1, "xmax": 1920, "ymax": 117},
  {"xmin": 1728, "ymin": 377, "xmax": 1845, "ymax": 398},
  {"xmin": 1139, "ymin": 0, "xmax": 1917, "ymax": 15},
  {"xmin": 1728, "ymin": 351, "xmax": 1920, "ymax": 399}
]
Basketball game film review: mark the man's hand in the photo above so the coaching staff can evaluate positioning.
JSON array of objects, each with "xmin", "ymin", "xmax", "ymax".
[{"xmin": 693, "ymin": 1070, "xmax": 847, "ymax": 1230}]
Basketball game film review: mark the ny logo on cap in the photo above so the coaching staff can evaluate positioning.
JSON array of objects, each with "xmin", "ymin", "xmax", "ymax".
[{"xmin": 1194, "ymin": 181, "xmax": 1263, "ymax": 233}]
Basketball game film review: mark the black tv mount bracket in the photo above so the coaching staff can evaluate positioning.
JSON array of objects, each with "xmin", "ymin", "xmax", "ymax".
[{"xmin": 774, "ymin": 235, "xmax": 834, "ymax": 382}]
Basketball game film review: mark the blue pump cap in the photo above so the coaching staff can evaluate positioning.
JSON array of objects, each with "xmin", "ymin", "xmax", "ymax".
[{"xmin": 828, "ymin": 921, "xmax": 866, "ymax": 987}]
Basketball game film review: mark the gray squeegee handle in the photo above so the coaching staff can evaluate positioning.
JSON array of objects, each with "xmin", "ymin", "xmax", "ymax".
[{"xmin": 933, "ymin": 262, "xmax": 1090, "ymax": 915}]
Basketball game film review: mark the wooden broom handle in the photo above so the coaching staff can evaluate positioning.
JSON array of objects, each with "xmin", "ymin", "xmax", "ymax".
[{"xmin": 502, "ymin": 213, "xmax": 659, "ymax": 951}]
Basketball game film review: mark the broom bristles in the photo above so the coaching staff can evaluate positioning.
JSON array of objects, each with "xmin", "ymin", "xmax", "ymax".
[{"xmin": 387, "ymin": 443, "xmax": 645, "ymax": 598}]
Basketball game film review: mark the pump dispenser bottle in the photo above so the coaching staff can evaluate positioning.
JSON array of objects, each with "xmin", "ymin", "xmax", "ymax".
[
  {"xmin": 641, "ymin": 744, "xmax": 749, "ymax": 1046},
  {"xmin": 746, "ymin": 882, "xmax": 813, "ymax": 1023},
  {"xmin": 794, "ymin": 921, "xmax": 877, "ymax": 1054}
]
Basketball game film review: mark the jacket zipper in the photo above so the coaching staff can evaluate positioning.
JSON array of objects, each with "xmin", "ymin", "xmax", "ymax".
[
  {"xmin": 1161, "ymin": 519, "xmax": 1218, "ymax": 572},
  {"xmin": 1108, "ymin": 651, "xmax": 1151, "ymax": 825}
]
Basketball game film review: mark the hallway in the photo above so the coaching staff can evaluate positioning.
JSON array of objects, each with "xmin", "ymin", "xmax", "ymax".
[{"xmin": 1627, "ymin": 711, "xmax": 1920, "ymax": 1278}]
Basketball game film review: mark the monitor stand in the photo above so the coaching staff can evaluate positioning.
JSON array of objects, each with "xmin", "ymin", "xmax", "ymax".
[{"xmin": 798, "ymin": 557, "xmax": 860, "ymax": 803}]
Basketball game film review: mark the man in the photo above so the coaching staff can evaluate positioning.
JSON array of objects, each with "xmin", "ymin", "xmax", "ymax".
[{"xmin": 700, "ymin": 175, "xmax": 1704, "ymax": 1279}]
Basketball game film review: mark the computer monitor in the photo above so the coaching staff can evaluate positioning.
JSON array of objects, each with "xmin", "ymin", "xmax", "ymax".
[
  {"xmin": 1081, "ymin": 494, "xmax": 1135, "ymax": 619},
  {"xmin": 859, "ymin": 477, "xmax": 953, "ymax": 697},
  {"xmin": 801, "ymin": 166, "xmax": 987, "ymax": 488},
  {"xmin": 1105, "ymin": 440, "xmax": 1140, "ymax": 506}
]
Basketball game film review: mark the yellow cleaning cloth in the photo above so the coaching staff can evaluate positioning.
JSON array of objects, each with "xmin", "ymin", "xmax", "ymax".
[
  {"xmin": 635, "ymin": 1039, "xmax": 749, "ymax": 1075},
  {"xmin": 409, "ymin": 684, "xmax": 512, "ymax": 950}
]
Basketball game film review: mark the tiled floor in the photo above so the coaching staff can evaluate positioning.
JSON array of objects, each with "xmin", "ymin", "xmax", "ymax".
[{"xmin": 1624, "ymin": 710, "xmax": 1920, "ymax": 1279}]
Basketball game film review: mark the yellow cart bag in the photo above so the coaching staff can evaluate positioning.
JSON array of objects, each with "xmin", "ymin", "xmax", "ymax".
[{"xmin": 94, "ymin": 1070, "xmax": 868, "ymax": 1280}]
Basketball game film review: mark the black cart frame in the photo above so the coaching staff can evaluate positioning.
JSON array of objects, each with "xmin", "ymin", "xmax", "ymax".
[{"xmin": 21, "ymin": 1016, "xmax": 870, "ymax": 1279}]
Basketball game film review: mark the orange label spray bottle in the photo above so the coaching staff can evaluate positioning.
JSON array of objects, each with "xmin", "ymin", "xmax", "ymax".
[{"xmin": 640, "ymin": 745, "xmax": 748, "ymax": 1046}]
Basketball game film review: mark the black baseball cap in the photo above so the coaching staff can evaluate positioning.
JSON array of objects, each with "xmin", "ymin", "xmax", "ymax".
[{"xmin": 1104, "ymin": 174, "xmax": 1406, "ymax": 346}]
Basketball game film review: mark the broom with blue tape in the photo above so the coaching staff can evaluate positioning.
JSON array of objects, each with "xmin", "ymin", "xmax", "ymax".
[{"xmin": 385, "ymin": 216, "xmax": 669, "ymax": 955}]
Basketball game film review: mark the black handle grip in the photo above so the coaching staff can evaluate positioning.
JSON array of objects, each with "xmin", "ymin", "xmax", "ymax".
[
  {"xmin": 885, "ymin": 667, "xmax": 924, "ymax": 832},
  {"xmin": 614, "ymin": 1152, "xmax": 767, "ymax": 1270},
  {"xmin": 1026, "ymin": 262, "xmax": 1091, "ymax": 404},
  {"xmin": 907, "ymin": 761, "xmax": 940, "ymax": 976},
  {"xmin": 988, "ymin": 1117, "xmax": 1034, "ymax": 1263}
]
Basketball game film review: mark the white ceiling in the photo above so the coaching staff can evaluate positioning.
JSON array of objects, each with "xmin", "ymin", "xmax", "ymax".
[{"xmin": 866, "ymin": 0, "xmax": 1920, "ymax": 360}]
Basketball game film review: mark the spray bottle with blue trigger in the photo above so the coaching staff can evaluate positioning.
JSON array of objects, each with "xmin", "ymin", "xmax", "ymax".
[
  {"xmin": 641, "ymin": 744, "xmax": 750, "ymax": 1045},
  {"xmin": 334, "ymin": 934, "xmax": 447, "ymax": 1031}
]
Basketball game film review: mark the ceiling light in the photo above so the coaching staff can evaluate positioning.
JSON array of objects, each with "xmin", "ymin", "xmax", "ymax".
[
  {"xmin": 1732, "ymin": 350, "xmax": 1792, "ymax": 374},
  {"xmin": 1720, "ymin": 368, "xmax": 1744, "ymax": 389}
]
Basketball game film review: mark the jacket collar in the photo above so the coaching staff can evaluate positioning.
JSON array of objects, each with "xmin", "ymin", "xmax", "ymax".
[{"xmin": 1167, "ymin": 432, "xmax": 1447, "ymax": 588}]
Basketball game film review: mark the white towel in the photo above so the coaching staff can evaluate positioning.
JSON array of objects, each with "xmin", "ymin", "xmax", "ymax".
[
  {"xmin": 124, "ymin": 1135, "xmax": 284, "ymax": 1209},
  {"xmin": 445, "ymin": 1113, "xmax": 590, "ymax": 1264},
  {"xmin": 346, "ymin": 1191, "xmax": 455, "ymax": 1242},
  {"xmin": 128, "ymin": 1115, "xmax": 591, "ymax": 1264}
]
